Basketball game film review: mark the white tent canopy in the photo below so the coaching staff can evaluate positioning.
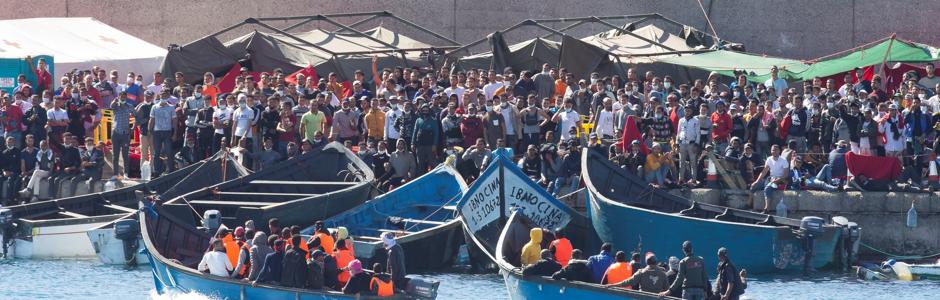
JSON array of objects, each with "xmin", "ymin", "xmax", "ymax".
[{"xmin": 0, "ymin": 17, "xmax": 166, "ymax": 80}]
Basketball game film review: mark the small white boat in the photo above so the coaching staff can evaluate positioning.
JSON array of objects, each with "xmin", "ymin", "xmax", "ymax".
[{"xmin": 908, "ymin": 264, "xmax": 940, "ymax": 280}]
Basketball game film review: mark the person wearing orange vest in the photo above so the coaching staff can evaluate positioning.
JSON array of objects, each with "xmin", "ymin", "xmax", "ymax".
[
  {"xmin": 313, "ymin": 221, "xmax": 335, "ymax": 255},
  {"xmin": 601, "ymin": 251, "xmax": 634, "ymax": 289},
  {"xmin": 334, "ymin": 239, "xmax": 356, "ymax": 286},
  {"xmin": 231, "ymin": 226, "xmax": 252, "ymax": 279},
  {"xmin": 219, "ymin": 228, "xmax": 241, "ymax": 268},
  {"xmin": 550, "ymin": 228, "xmax": 573, "ymax": 267},
  {"xmin": 336, "ymin": 226, "xmax": 355, "ymax": 255},
  {"xmin": 369, "ymin": 263, "xmax": 395, "ymax": 297}
]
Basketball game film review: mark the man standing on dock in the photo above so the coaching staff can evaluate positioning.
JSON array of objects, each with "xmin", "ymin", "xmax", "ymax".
[{"xmin": 661, "ymin": 241, "xmax": 710, "ymax": 300}]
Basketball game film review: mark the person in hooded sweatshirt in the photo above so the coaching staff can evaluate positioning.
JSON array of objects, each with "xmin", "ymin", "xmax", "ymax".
[
  {"xmin": 382, "ymin": 232, "xmax": 408, "ymax": 288},
  {"xmin": 246, "ymin": 232, "xmax": 274, "ymax": 281},
  {"xmin": 520, "ymin": 228, "xmax": 543, "ymax": 267},
  {"xmin": 253, "ymin": 239, "xmax": 285, "ymax": 286},
  {"xmin": 552, "ymin": 249, "xmax": 592, "ymax": 282},
  {"xmin": 280, "ymin": 235, "xmax": 308, "ymax": 288},
  {"xmin": 342, "ymin": 259, "xmax": 372, "ymax": 295},
  {"xmin": 306, "ymin": 250, "xmax": 326, "ymax": 290}
]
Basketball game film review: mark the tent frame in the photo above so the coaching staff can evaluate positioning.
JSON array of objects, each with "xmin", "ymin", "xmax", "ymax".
[
  {"xmin": 446, "ymin": 13, "xmax": 719, "ymax": 59},
  {"xmin": 190, "ymin": 11, "xmax": 462, "ymax": 67}
]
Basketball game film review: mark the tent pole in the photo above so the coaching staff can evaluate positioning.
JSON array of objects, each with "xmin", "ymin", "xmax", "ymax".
[
  {"xmin": 246, "ymin": 19, "xmax": 338, "ymax": 56},
  {"xmin": 446, "ymin": 20, "xmax": 529, "ymax": 56},
  {"xmin": 588, "ymin": 17, "xmax": 677, "ymax": 52},
  {"xmin": 282, "ymin": 17, "xmax": 319, "ymax": 32},
  {"xmin": 383, "ymin": 12, "xmax": 461, "ymax": 46},
  {"xmin": 332, "ymin": 14, "xmax": 383, "ymax": 33},
  {"xmin": 540, "ymin": 20, "xmax": 587, "ymax": 39},
  {"xmin": 256, "ymin": 11, "xmax": 385, "ymax": 22},
  {"xmin": 318, "ymin": 15, "xmax": 404, "ymax": 51}
]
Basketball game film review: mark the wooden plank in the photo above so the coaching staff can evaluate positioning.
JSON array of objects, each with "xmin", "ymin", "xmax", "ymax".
[
  {"xmin": 59, "ymin": 210, "xmax": 90, "ymax": 218},
  {"xmin": 401, "ymin": 218, "xmax": 446, "ymax": 225},
  {"xmin": 103, "ymin": 204, "xmax": 137, "ymax": 213},
  {"xmin": 216, "ymin": 191, "xmax": 315, "ymax": 197},
  {"xmin": 248, "ymin": 180, "xmax": 356, "ymax": 186},
  {"xmin": 187, "ymin": 200, "xmax": 272, "ymax": 207}
]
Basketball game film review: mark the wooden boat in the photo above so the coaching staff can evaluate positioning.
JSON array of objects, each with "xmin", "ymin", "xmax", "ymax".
[
  {"xmin": 309, "ymin": 164, "xmax": 467, "ymax": 271},
  {"xmin": 855, "ymin": 265, "xmax": 893, "ymax": 281},
  {"xmin": 908, "ymin": 263, "xmax": 940, "ymax": 280},
  {"xmin": 85, "ymin": 154, "xmax": 251, "ymax": 265},
  {"xmin": 139, "ymin": 168, "xmax": 436, "ymax": 299},
  {"xmin": 158, "ymin": 142, "xmax": 374, "ymax": 229},
  {"xmin": 491, "ymin": 210, "xmax": 670, "ymax": 300},
  {"xmin": 0, "ymin": 152, "xmax": 245, "ymax": 260},
  {"xmin": 455, "ymin": 150, "xmax": 585, "ymax": 269},
  {"xmin": 582, "ymin": 149, "xmax": 848, "ymax": 274}
]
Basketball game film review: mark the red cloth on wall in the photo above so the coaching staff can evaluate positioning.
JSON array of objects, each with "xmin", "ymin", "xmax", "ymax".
[{"xmin": 845, "ymin": 151, "xmax": 902, "ymax": 181}]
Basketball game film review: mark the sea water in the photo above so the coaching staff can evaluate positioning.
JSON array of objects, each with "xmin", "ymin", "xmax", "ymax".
[{"xmin": 0, "ymin": 259, "xmax": 936, "ymax": 300}]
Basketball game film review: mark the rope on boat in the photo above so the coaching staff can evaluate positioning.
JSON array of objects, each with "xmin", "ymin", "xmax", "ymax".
[{"xmin": 861, "ymin": 242, "xmax": 940, "ymax": 260}]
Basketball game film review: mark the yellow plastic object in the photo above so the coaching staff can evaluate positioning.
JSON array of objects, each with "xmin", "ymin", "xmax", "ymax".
[
  {"xmin": 92, "ymin": 108, "xmax": 137, "ymax": 145},
  {"xmin": 891, "ymin": 261, "xmax": 914, "ymax": 281}
]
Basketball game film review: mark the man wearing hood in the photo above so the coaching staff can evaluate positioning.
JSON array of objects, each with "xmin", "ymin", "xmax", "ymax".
[
  {"xmin": 382, "ymin": 231, "xmax": 408, "ymax": 289},
  {"xmin": 520, "ymin": 228, "xmax": 543, "ymax": 267},
  {"xmin": 522, "ymin": 249, "xmax": 562, "ymax": 277},
  {"xmin": 342, "ymin": 259, "xmax": 372, "ymax": 295},
  {"xmin": 306, "ymin": 250, "xmax": 326, "ymax": 290},
  {"xmin": 247, "ymin": 232, "xmax": 273, "ymax": 281},
  {"xmin": 412, "ymin": 104, "xmax": 439, "ymax": 177},
  {"xmin": 280, "ymin": 235, "xmax": 308, "ymax": 288}
]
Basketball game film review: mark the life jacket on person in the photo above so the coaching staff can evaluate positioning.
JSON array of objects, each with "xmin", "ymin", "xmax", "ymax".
[
  {"xmin": 237, "ymin": 241, "xmax": 251, "ymax": 278},
  {"xmin": 222, "ymin": 234, "xmax": 240, "ymax": 268},
  {"xmin": 334, "ymin": 244, "xmax": 356, "ymax": 286},
  {"xmin": 370, "ymin": 273, "xmax": 395, "ymax": 297},
  {"xmin": 603, "ymin": 262, "xmax": 634, "ymax": 288},
  {"xmin": 336, "ymin": 227, "xmax": 355, "ymax": 254},
  {"xmin": 551, "ymin": 237, "xmax": 573, "ymax": 267},
  {"xmin": 299, "ymin": 238, "xmax": 310, "ymax": 259},
  {"xmin": 316, "ymin": 231, "xmax": 335, "ymax": 255}
]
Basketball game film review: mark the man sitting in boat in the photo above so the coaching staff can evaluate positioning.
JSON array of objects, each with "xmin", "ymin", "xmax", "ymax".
[
  {"xmin": 600, "ymin": 251, "xmax": 634, "ymax": 288},
  {"xmin": 370, "ymin": 263, "xmax": 395, "ymax": 297},
  {"xmin": 342, "ymin": 259, "xmax": 372, "ymax": 295},
  {"xmin": 587, "ymin": 243, "xmax": 615, "ymax": 283},
  {"xmin": 306, "ymin": 250, "xmax": 326, "ymax": 290},
  {"xmin": 252, "ymin": 239, "xmax": 285, "ymax": 286},
  {"xmin": 281, "ymin": 235, "xmax": 309, "ymax": 288},
  {"xmin": 520, "ymin": 228, "xmax": 543, "ymax": 266},
  {"xmin": 606, "ymin": 253, "xmax": 669, "ymax": 293},
  {"xmin": 551, "ymin": 249, "xmax": 592, "ymax": 282},
  {"xmin": 198, "ymin": 239, "xmax": 234, "ymax": 277},
  {"xmin": 522, "ymin": 249, "xmax": 562, "ymax": 277}
]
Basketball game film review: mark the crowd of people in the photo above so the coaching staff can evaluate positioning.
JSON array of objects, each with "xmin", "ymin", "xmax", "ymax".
[
  {"xmin": 4, "ymin": 51, "xmax": 940, "ymax": 206},
  {"xmin": 197, "ymin": 218, "xmax": 405, "ymax": 297},
  {"xmin": 520, "ymin": 228, "xmax": 746, "ymax": 300}
]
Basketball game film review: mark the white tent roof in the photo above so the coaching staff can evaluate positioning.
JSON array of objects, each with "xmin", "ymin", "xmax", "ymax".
[{"xmin": 0, "ymin": 17, "xmax": 166, "ymax": 78}]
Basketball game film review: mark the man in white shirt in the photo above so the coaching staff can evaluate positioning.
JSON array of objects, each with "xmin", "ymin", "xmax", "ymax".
[
  {"xmin": 592, "ymin": 98, "xmax": 616, "ymax": 139},
  {"xmin": 676, "ymin": 104, "xmax": 701, "ymax": 184},
  {"xmin": 551, "ymin": 99, "xmax": 581, "ymax": 142},
  {"xmin": 146, "ymin": 71, "xmax": 163, "ymax": 95},
  {"xmin": 764, "ymin": 66, "xmax": 788, "ymax": 98},
  {"xmin": 750, "ymin": 144, "xmax": 789, "ymax": 213},
  {"xmin": 927, "ymin": 83, "xmax": 940, "ymax": 114},
  {"xmin": 383, "ymin": 96, "xmax": 403, "ymax": 152},
  {"xmin": 212, "ymin": 95, "xmax": 234, "ymax": 154},
  {"xmin": 482, "ymin": 71, "xmax": 503, "ymax": 101},
  {"xmin": 231, "ymin": 94, "xmax": 256, "ymax": 147},
  {"xmin": 443, "ymin": 74, "xmax": 465, "ymax": 106},
  {"xmin": 198, "ymin": 239, "xmax": 233, "ymax": 277}
]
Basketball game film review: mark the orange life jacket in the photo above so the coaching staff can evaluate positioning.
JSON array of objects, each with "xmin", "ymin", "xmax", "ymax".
[
  {"xmin": 334, "ymin": 248, "xmax": 355, "ymax": 285},
  {"xmin": 551, "ymin": 238, "xmax": 573, "ymax": 267},
  {"xmin": 237, "ymin": 241, "xmax": 251, "ymax": 278},
  {"xmin": 370, "ymin": 276, "xmax": 394, "ymax": 297},
  {"xmin": 316, "ymin": 232, "xmax": 335, "ymax": 255},
  {"xmin": 603, "ymin": 262, "xmax": 634, "ymax": 288},
  {"xmin": 222, "ymin": 235, "xmax": 240, "ymax": 268}
]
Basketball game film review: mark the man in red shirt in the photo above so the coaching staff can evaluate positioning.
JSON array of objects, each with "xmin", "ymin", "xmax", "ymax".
[
  {"xmin": 83, "ymin": 75, "xmax": 102, "ymax": 107},
  {"xmin": 710, "ymin": 101, "xmax": 733, "ymax": 152},
  {"xmin": 26, "ymin": 56, "xmax": 52, "ymax": 95},
  {"xmin": 1, "ymin": 95, "xmax": 24, "ymax": 148}
]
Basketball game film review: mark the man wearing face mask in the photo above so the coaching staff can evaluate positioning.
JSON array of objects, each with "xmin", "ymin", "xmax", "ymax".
[
  {"xmin": 835, "ymin": 102, "xmax": 861, "ymax": 153},
  {"xmin": 182, "ymin": 86, "xmax": 206, "ymax": 152},
  {"xmin": 676, "ymin": 104, "xmax": 701, "ymax": 185},
  {"xmin": 72, "ymin": 137, "xmax": 103, "ymax": 192},
  {"xmin": 231, "ymin": 94, "xmax": 256, "ymax": 148},
  {"xmin": 331, "ymin": 99, "xmax": 361, "ymax": 145},
  {"xmin": 23, "ymin": 95, "xmax": 47, "ymax": 147},
  {"xmin": 550, "ymin": 100, "xmax": 582, "ymax": 143},
  {"xmin": 370, "ymin": 140, "xmax": 391, "ymax": 179},
  {"xmin": 149, "ymin": 91, "xmax": 177, "ymax": 177},
  {"xmin": 411, "ymin": 104, "xmax": 439, "ymax": 176},
  {"xmin": 532, "ymin": 64, "xmax": 555, "ymax": 100},
  {"xmin": 110, "ymin": 91, "xmax": 135, "ymax": 178},
  {"xmin": 494, "ymin": 96, "xmax": 522, "ymax": 151},
  {"xmin": 382, "ymin": 96, "xmax": 402, "ymax": 152},
  {"xmin": 394, "ymin": 101, "xmax": 417, "ymax": 151},
  {"xmin": 903, "ymin": 98, "xmax": 931, "ymax": 188},
  {"xmin": 784, "ymin": 96, "xmax": 809, "ymax": 153}
]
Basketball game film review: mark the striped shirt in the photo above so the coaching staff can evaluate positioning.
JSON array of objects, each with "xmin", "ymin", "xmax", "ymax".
[{"xmin": 110, "ymin": 102, "xmax": 135, "ymax": 134}]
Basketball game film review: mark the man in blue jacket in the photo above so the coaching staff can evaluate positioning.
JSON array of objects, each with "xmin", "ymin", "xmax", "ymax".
[{"xmin": 586, "ymin": 243, "xmax": 614, "ymax": 283}]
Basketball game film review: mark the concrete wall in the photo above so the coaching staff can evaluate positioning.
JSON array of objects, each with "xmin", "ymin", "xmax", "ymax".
[
  {"xmin": 674, "ymin": 189, "xmax": 940, "ymax": 257},
  {"xmin": 2, "ymin": 0, "xmax": 939, "ymax": 60}
]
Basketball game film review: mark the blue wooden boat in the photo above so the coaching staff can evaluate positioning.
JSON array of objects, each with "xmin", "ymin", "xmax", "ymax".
[
  {"xmin": 140, "ymin": 198, "xmax": 431, "ymax": 299},
  {"xmin": 493, "ymin": 210, "xmax": 670, "ymax": 300},
  {"xmin": 308, "ymin": 164, "xmax": 467, "ymax": 271},
  {"xmin": 455, "ymin": 150, "xmax": 592, "ymax": 270},
  {"xmin": 582, "ymin": 149, "xmax": 850, "ymax": 274}
]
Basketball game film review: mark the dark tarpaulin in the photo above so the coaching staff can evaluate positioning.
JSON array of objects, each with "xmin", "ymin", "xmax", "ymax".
[
  {"xmin": 489, "ymin": 31, "xmax": 512, "ymax": 72},
  {"xmin": 454, "ymin": 38, "xmax": 560, "ymax": 73},
  {"xmin": 234, "ymin": 31, "xmax": 328, "ymax": 74},
  {"xmin": 160, "ymin": 36, "xmax": 239, "ymax": 85},
  {"xmin": 559, "ymin": 35, "xmax": 610, "ymax": 80}
]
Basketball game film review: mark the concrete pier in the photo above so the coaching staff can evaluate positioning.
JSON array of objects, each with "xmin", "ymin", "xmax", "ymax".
[{"xmin": 671, "ymin": 189, "xmax": 940, "ymax": 257}]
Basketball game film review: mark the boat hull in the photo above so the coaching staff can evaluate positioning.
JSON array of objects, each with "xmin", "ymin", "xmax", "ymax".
[
  {"xmin": 352, "ymin": 219, "xmax": 464, "ymax": 271},
  {"xmin": 586, "ymin": 191, "xmax": 841, "ymax": 274},
  {"xmin": 86, "ymin": 227, "xmax": 148, "ymax": 265},
  {"xmin": 12, "ymin": 216, "xmax": 121, "ymax": 259},
  {"xmin": 501, "ymin": 269, "xmax": 663, "ymax": 300},
  {"xmin": 909, "ymin": 264, "xmax": 940, "ymax": 280}
]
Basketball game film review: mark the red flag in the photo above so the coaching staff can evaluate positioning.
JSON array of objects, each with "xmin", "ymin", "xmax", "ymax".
[
  {"xmin": 285, "ymin": 65, "xmax": 318, "ymax": 85},
  {"xmin": 217, "ymin": 63, "xmax": 261, "ymax": 94},
  {"xmin": 778, "ymin": 114, "xmax": 792, "ymax": 141},
  {"xmin": 617, "ymin": 115, "xmax": 649, "ymax": 155},
  {"xmin": 340, "ymin": 81, "xmax": 353, "ymax": 99}
]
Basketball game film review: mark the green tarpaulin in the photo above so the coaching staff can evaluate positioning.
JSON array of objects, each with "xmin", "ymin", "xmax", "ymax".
[
  {"xmin": 658, "ymin": 50, "xmax": 808, "ymax": 82},
  {"xmin": 794, "ymin": 38, "xmax": 939, "ymax": 80}
]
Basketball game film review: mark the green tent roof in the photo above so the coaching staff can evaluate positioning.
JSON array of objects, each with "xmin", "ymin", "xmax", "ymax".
[
  {"xmin": 658, "ymin": 50, "xmax": 809, "ymax": 82},
  {"xmin": 793, "ymin": 38, "xmax": 939, "ymax": 80}
]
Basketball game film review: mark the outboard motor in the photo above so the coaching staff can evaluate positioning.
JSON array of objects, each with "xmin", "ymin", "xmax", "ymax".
[
  {"xmin": 405, "ymin": 277, "xmax": 440, "ymax": 299},
  {"xmin": 799, "ymin": 216, "xmax": 826, "ymax": 275},
  {"xmin": 113, "ymin": 219, "xmax": 140, "ymax": 266},
  {"xmin": 1, "ymin": 208, "xmax": 14, "ymax": 258},
  {"xmin": 832, "ymin": 216, "xmax": 861, "ymax": 270},
  {"xmin": 202, "ymin": 210, "xmax": 221, "ymax": 234}
]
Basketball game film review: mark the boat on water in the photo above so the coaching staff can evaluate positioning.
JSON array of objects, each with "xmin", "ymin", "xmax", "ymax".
[
  {"xmin": 0, "ymin": 152, "xmax": 244, "ymax": 260},
  {"xmin": 308, "ymin": 164, "xmax": 467, "ymax": 271},
  {"xmin": 908, "ymin": 263, "xmax": 940, "ymax": 280},
  {"xmin": 491, "ymin": 210, "xmax": 671, "ymax": 300},
  {"xmin": 454, "ymin": 150, "xmax": 585, "ymax": 269},
  {"xmin": 157, "ymin": 142, "xmax": 374, "ymax": 229},
  {"xmin": 85, "ymin": 153, "xmax": 251, "ymax": 265},
  {"xmin": 581, "ymin": 149, "xmax": 857, "ymax": 274}
]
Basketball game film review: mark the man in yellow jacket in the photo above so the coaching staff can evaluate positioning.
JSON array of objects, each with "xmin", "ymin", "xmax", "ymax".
[
  {"xmin": 520, "ymin": 228, "xmax": 542, "ymax": 266},
  {"xmin": 364, "ymin": 98, "xmax": 385, "ymax": 143}
]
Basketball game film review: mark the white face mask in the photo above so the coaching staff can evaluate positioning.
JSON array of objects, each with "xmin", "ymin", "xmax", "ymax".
[
  {"xmin": 847, "ymin": 96, "xmax": 855, "ymax": 101},
  {"xmin": 918, "ymin": 93, "xmax": 926, "ymax": 100},
  {"xmin": 194, "ymin": 92, "xmax": 202, "ymax": 98},
  {"xmin": 239, "ymin": 102, "xmax": 247, "ymax": 109},
  {"xmin": 71, "ymin": 93, "xmax": 79, "ymax": 98},
  {"xmin": 733, "ymin": 91, "xmax": 741, "ymax": 98},
  {"xmin": 826, "ymin": 102, "xmax": 834, "ymax": 110},
  {"xmin": 664, "ymin": 82, "xmax": 672, "ymax": 89},
  {"xmin": 85, "ymin": 143, "xmax": 94, "ymax": 149}
]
